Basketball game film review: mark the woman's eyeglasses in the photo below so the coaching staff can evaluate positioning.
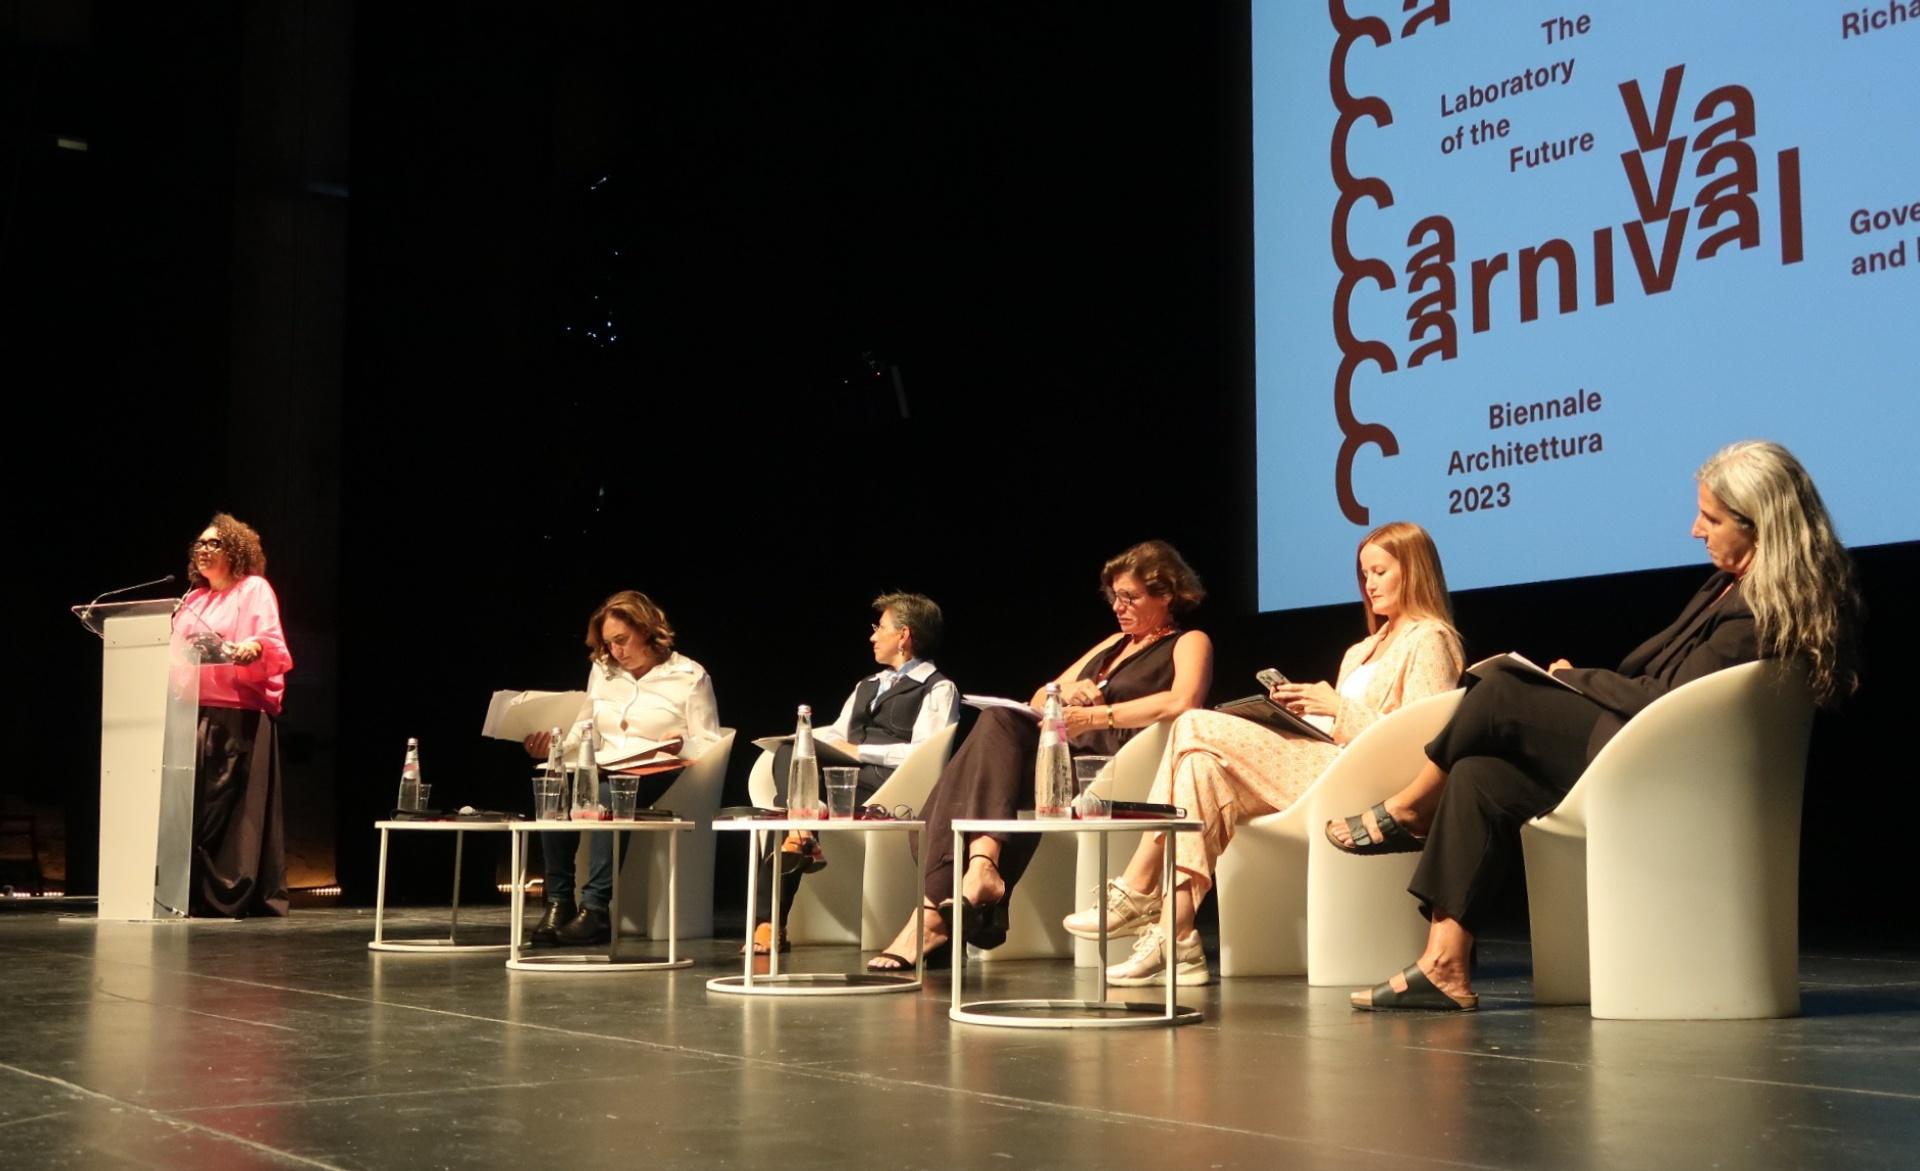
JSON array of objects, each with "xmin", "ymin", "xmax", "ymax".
[
  {"xmin": 192, "ymin": 538, "xmax": 225, "ymax": 552},
  {"xmin": 856, "ymin": 803, "xmax": 916, "ymax": 821}
]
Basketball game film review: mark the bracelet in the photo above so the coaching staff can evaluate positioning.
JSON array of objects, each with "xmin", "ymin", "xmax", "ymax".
[{"xmin": 1105, "ymin": 705, "xmax": 1116, "ymax": 730}]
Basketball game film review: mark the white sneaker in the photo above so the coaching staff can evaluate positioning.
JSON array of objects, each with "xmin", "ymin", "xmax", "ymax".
[
  {"xmin": 1062, "ymin": 878, "xmax": 1162, "ymax": 941},
  {"xmin": 1106, "ymin": 924, "xmax": 1210, "ymax": 986}
]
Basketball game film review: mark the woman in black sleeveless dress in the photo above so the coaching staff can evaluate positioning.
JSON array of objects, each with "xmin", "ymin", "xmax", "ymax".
[{"xmin": 869, "ymin": 541, "xmax": 1214, "ymax": 971}]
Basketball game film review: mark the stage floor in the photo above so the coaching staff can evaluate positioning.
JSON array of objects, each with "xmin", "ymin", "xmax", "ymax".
[{"xmin": 1, "ymin": 904, "xmax": 1915, "ymax": 1170}]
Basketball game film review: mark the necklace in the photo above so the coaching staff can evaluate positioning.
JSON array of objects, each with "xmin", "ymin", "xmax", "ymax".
[
  {"xmin": 1130, "ymin": 622, "xmax": 1177, "ymax": 645},
  {"xmin": 1098, "ymin": 624, "xmax": 1178, "ymax": 684}
]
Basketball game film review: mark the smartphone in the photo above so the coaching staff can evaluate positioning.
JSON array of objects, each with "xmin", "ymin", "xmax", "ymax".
[{"xmin": 1256, "ymin": 668, "xmax": 1289, "ymax": 691}]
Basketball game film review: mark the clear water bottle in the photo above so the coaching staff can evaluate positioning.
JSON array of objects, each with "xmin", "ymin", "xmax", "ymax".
[
  {"xmin": 787, "ymin": 704, "xmax": 822, "ymax": 819},
  {"xmin": 571, "ymin": 719, "xmax": 604, "ymax": 821},
  {"xmin": 397, "ymin": 738, "xmax": 422, "ymax": 811},
  {"xmin": 1034, "ymin": 683, "xmax": 1073, "ymax": 819},
  {"xmin": 542, "ymin": 724, "xmax": 568, "ymax": 821}
]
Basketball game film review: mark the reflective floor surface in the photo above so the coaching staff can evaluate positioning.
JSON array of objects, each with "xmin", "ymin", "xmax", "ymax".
[{"xmin": 2, "ymin": 904, "xmax": 1916, "ymax": 1170}]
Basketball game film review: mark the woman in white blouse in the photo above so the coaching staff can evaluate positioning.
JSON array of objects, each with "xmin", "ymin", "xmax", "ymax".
[{"xmin": 523, "ymin": 590, "xmax": 720, "ymax": 946}]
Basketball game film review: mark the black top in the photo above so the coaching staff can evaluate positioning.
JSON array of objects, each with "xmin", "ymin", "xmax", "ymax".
[
  {"xmin": 1069, "ymin": 630, "xmax": 1190, "ymax": 757},
  {"xmin": 1558, "ymin": 571, "xmax": 1759, "ymax": 756}
]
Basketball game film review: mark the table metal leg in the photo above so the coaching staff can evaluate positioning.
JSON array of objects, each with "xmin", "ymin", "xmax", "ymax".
[
  {"xmin": 1096, "ymin": 832, "xmax": 1109, "ymax": 1002},
  {"xmin": 667, "ymin": 830, "xmax": 678, "ymax": 965},
  {"xmin": 448, "ymin": 830, "xmax": 465, "ymax": 942},
  {"xmin": 947, "ymin": 823, "xmax": 1202, "ymax": 1029},
  {"xmin": 1164, "ymin": 827, "xmax": 1177, "ymax": 1021},
  {"xmin": 708, "ymin": 826, "xmax": 927, "ymax": 998},
  {"xmin": 373, "ymin": 828, "xmax": 390, "ymax": 946},
  {"xmin": 743, "ymin": 830, "xmax": 760, "ymax": 987},
  {"xmin": 950, "ymin": 828, "xmax": 964, "ymax": 1014},
  {"xmin": 770, "ymin": 831, "xmax": 784, "ymax": 978},
  {"xmin": 510, "ymin": 830, "xmax": 526, "ymax": 962},
  {"xmin": 506, "ymin": 824, "xmax": 691, "ymax": 973},
  {"xmin": 608, "ymin": 828, "xmax": 622, "ymax": 962},
  {"xmin": 510, "ymin": 831, "xmax": 524, "ymax": 953}
]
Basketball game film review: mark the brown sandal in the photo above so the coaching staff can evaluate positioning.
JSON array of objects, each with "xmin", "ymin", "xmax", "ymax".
[{"xmin": 739, "ymin": 921, "xmax": 790, "ymax": 956}]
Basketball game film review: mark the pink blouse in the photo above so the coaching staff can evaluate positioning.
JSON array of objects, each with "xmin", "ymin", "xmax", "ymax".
[{"xmin": 174, "ymin": 575, "xmax": 294, "ymax": 715}]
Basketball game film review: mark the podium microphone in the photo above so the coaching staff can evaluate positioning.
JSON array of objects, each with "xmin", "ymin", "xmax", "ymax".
[{"xmin": 81, "ymin": 573, "xmax": 176, "ymax": 624}]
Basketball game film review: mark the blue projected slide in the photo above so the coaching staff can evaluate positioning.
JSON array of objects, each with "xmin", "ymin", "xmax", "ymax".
[{"xmin": 1252, "ymin": 2, "xmax": 1919, "ymax": 611}]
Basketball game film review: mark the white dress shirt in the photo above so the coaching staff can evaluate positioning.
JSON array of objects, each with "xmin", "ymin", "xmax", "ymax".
[
  {"xmin": 563, "ymin": 651, "xmax": 721, "ymax": 765},
  {"xmin": 815, "ymin": 659, "xmax": 958, "ymax": 770}
]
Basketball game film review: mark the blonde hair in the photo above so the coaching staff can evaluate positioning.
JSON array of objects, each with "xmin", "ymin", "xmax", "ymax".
[
  {"xmin": 1356, "ymin": 520, "xmax": 1455, "ymax": 637},
  {"xmin": 1697, "ymin": 441, "xmax": 1860, "ymax": 706}
]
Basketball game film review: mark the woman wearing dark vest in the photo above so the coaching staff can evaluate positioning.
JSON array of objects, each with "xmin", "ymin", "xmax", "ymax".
[
  {"xmin": 752, "ymin": 593, "xmax": 958, "ymax": 954},
  {"xmin": 868, "ymin": 541, "xmax": 1214, "ymax": 972}
]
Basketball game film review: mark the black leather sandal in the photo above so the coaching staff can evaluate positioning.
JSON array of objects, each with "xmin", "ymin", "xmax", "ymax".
[
  {"xmin": 953, "ymin": 854, "xmax": 1010, "ymax": 950},
  {"xmin": 1326, "ymin": 803, "xmax": 1425, "ymax": 856},
  {"xmin": 865, "ymin": 941, "xmax": 951, "ymax": 971},
  {"xmin": 1351, "ymin": 962, "xmax": 1478, "ymax": 1012},
  {"xmin": 866, "ymin": 907, "xmax": 952, "ymax": 971}
]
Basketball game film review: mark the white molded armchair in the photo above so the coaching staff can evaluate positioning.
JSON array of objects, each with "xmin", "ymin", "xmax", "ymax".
[
  {"xmin": 610, "ymin": 729, "xmax": 735, "ymax": 940},
  {"xmin": 1522, "ymin": 660, "xmax": 1813, "ymax": 1019},
  {"xmin": 746, "ymin": 722, "xmax": 959, "ymax": 948},
  {"xmin": 1213, "ymin": 690, "xmax": 1464, "ymax": 985}
]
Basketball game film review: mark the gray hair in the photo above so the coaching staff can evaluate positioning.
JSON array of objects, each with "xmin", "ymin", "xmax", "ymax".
[
  {"xmin": 1697, "ymin": 440, "xmax": 1860, "ymax": 705},
  {"xmin": 874, "ymin": 592, "xmax": 943, "ymax": 659}
]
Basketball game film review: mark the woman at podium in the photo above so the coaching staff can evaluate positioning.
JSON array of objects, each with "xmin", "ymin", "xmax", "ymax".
[{"xmin": 174, "ymin": 513, "xmax": 295, "ymax": 917}]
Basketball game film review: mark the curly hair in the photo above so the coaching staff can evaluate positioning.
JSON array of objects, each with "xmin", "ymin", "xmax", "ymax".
[
  {"xmin": 1697, "ymin": 440, "xmax": 1861, "ymax": 706},
  {"xmin": 585, "ymin": 590, "xmax": 676, "ymax": 665},
  {"xmin": 186, "ymin": 513, "xmax": 267, "ymax": 587},
  {"xmin": 1101, "ymin": 540, "xmax": 1206, "ymax": 614}
]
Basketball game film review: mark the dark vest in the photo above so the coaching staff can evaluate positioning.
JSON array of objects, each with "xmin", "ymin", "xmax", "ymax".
[{"xmin": 846, "ymin": 669, "xmax": 949, "ymax": 747}]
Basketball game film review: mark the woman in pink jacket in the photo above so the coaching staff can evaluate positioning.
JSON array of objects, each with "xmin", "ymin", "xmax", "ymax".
[{"xmin": 174, "ymin": 513, "xmax": 295, "ymax": 917}]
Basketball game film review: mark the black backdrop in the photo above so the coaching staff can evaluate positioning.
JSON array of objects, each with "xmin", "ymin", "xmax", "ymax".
[{"xmin": 7, "ymin": 2, "xmax": 1911, "ymax": 943}]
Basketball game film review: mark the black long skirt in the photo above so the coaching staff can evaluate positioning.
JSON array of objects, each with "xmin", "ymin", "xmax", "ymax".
[{"xmin": 191, "ymin": 706, "xmax": 289, "ymax": 917}]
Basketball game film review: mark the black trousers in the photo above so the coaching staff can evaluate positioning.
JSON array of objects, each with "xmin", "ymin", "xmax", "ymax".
[
  {"xmin": 1406, "ymin": 666, "xmax": 1604, "ymax": 934},
  {"xmin": 755, "ymin": 743, "xmax": 888, "ymax": 926}
]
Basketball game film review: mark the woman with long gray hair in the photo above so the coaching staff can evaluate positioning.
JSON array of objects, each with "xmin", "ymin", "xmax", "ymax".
[{"xmin": 1329, "ymin": 440, "xmax": 1859, "ymax": 1011}]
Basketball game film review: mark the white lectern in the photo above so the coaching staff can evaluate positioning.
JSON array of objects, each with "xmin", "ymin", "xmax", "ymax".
[{"xmin": 72, "ymin": 599, "xmax": 200, "ymax": 920}]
